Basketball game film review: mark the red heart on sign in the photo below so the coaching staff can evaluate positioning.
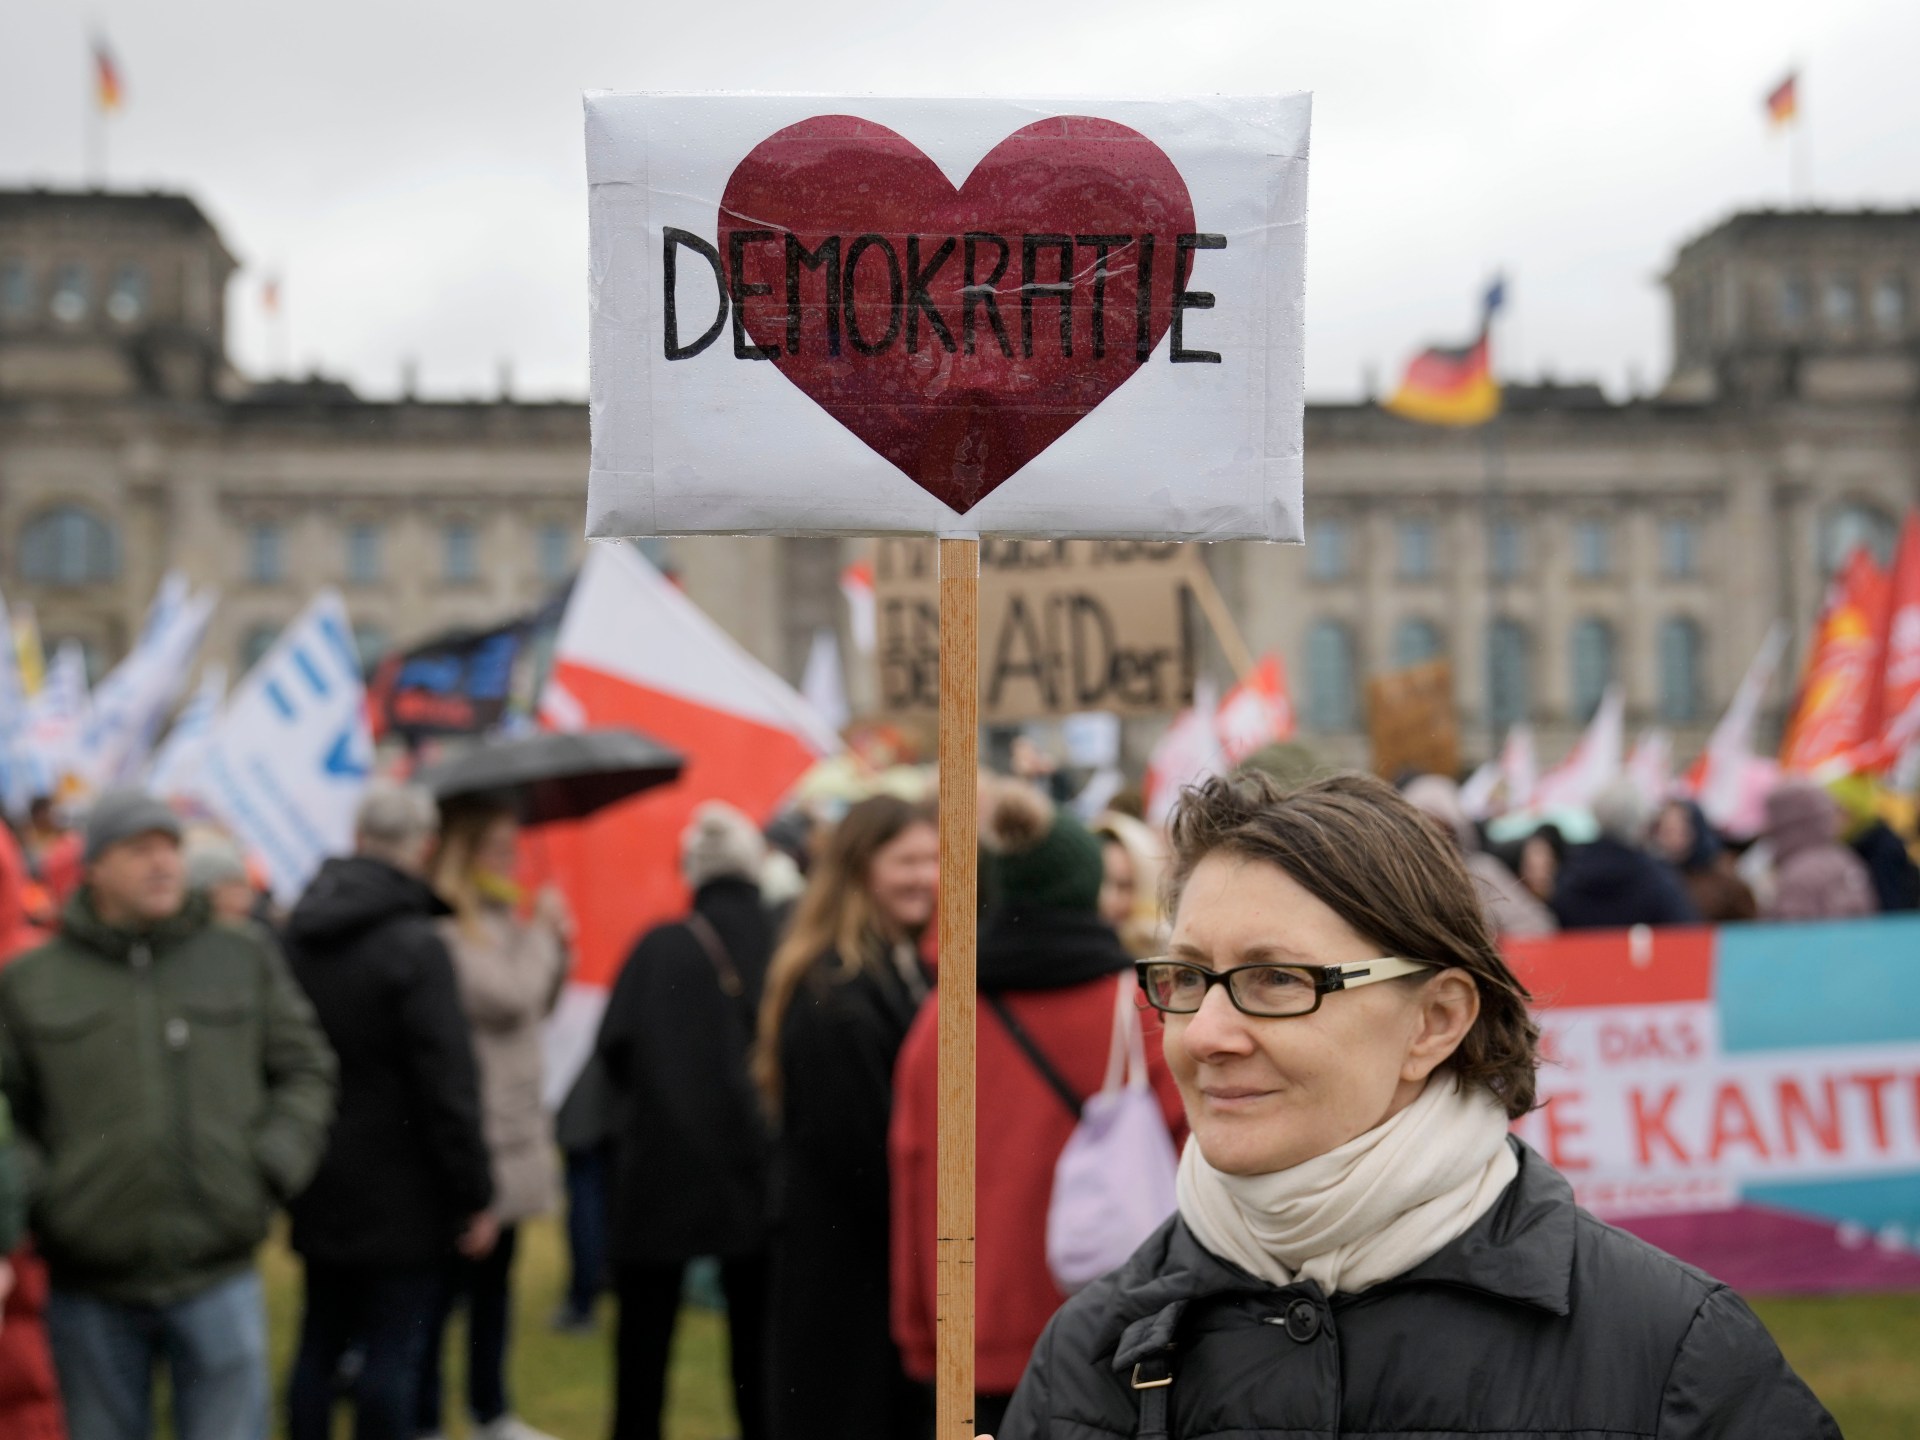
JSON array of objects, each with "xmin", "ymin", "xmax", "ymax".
[{"xmin": 718, "ymin": 115, "xmax": 1199, "ymax": 514}]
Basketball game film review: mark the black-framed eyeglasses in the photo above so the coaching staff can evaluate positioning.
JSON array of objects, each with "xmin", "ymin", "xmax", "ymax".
[{"xmin": 1135, "ymin": 956, "xmax": 1435, "ymax": 1019}]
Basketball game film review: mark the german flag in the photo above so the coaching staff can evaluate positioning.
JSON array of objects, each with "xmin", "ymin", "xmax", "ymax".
[
  {"xmin": 1766, "ymin": 72, "xmax": 1798, "ymax": 127},
  {"xmin": 1385, "ymin": 279, "xmax": 1503, "ymax": 427},
  {"xmin": 93, "ymin": 38, "xmax": 124, "ymax": 114}
]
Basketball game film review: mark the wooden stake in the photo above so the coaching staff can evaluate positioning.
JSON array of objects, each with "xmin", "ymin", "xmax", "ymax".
[
  {"xmin": 1186, "ymin": 559, "xmax": 1258, "ymax": 681},
  {"xmin": 935, "ymin": 536, "xmax": 979, "ymax": 1440}
]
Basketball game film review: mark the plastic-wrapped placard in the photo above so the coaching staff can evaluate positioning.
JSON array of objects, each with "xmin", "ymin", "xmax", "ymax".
[{"xmin": 585, "ymin": 93, "xmax": 1310, "ymax": 541}]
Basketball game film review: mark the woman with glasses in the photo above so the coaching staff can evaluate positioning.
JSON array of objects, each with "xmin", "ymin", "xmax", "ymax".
[{"xmin": 994, "ymin": 771, "xmax": 1835, "ymax": 1440}]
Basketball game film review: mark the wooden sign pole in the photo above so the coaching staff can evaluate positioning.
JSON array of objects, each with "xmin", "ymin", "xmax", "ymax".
[{"xmin": 935, "ymin": 537, "xmax": 979, "ymax": 1440}]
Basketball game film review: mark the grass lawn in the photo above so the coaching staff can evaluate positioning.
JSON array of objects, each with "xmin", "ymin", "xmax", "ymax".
[{"xmin": 259, "ymin": 1217, "xmax": 1920, "ymax": 1439}]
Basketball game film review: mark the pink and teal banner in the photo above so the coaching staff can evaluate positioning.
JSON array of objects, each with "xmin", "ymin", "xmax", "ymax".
[{"xmin": 1505, "ymin": 916, "xmax": 1920, "ymax": 1294}]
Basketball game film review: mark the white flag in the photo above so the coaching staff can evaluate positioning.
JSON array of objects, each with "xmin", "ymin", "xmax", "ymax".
[
  {"xmin": 1694, "ymin": 624, "xmax": 1787, "ymax": 832},
  {"xmin": 1499, "ymin": 725, "xmax": 1538, "ymax": 814},
  {"xmin": 800, "ymin": 628, "xmax": 850, "ymax": 735},
  {"xmin": 1625, "ymin": 728, "xmax": 1674, "ymax": 811},
  {"xmin": 1533, "ymin": 686, "xmax": 1625, "ymax": 813},
  {"xmin": 20, "ymin": 641, "xmax": 92, "ymax": 801},
  {"xmin": 148, "ymin": 664, "xmax": 228, "ymax": 803},
  {"xmin": 1145, "ymin": 680, "xmax": 1226, "ymax": 827},
  {"xmin": 195, "ymin": 592, "xmax": 372, "ymax": 904}
]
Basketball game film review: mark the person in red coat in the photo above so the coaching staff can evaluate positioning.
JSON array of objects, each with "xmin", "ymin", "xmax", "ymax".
[
  {"xmin": 889, "ymin": 782, "xmax": 1185, "ymax": 1436},
  {"xmin": 0, "ymin": 822, "xmax": 63, "ymax": 1440}
]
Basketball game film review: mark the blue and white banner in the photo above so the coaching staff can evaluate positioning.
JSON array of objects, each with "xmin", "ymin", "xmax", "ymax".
[
  {"xmin": 195, "ymin": 592, "xmax": 372, "ymax": 904},
  {"xmin": 147, "ymin": 663, "xmax": 227, "ymax": 804}
]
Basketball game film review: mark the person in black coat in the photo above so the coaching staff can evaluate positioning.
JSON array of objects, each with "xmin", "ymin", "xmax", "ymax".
[
  {"xmin": 282, "ymin": 784, "xmax": 497, "ymax": 1440},
  {"xmin": 754, "ymin": 795, "xmax": 940, "ymax": 1440},
  {"xmin": 598, "ymin": 803, "xmax": 778, "ymax": 1440},
  {"xmin": 995, "ymin": 772, "xmax": 1833, "ymax": 1440},
  {"xmin": 1551, "ymin": 779, "xmax": 1701, "ymax": 930}
]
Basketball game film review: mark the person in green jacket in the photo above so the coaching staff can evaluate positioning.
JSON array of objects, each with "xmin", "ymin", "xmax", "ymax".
[{"xmin": 0, "ymin": 788, "xmax": 338, "ymax": 1440}]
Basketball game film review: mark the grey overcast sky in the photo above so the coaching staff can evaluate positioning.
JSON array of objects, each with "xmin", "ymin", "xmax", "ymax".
[{"xmin": 4, "ymin": 0, "xmax": 1915, "ymax": 404}]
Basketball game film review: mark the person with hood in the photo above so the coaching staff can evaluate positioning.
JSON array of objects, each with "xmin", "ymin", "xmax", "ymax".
[
  {"xmin": 1089, "ymin": 810, "xmax": 1169, "ymax": 958},
  {"xmin": 598, "ymin": 802, "xmax": 777, "ymax": 1440},
  {"xmin": 0, "ymin": 789, "xmax": 336, "ymax": 1440},
  {"xmin": 993, "ymin": 771, "xmax": 1836, "ymax": 1440},
  {"xmin": 1649, "ymin": 798, "xmax": 1758, "ymax": 923},
  {"xmin": 755, "ymin": 794, "xmax": 940, "ymax": 1440},
  {"xmin": 891, "ymin": 781, "xmax": 1185, "ymax": 1437},
  {"xmin": 1827, "ymin": 775, "xmax": 1920, "ymax": 913},
  {"xmin": 1550, "ymin": 779, "xmax": 1701, "ymax": 930},
  {"xmin": 1761, "ymin": 779, "xmax": 1878, "ymax": 923},
  {"xmin": 415, "ymin": 801, "xmax": 572, "ymax": 1440},
  {"xmin": 282, "ymin": 782, "xmax": 496, "ymax": 1440},
  {"xmin": 1401, "ymin": 775, "xmax": 1555, "ymax": 937}
]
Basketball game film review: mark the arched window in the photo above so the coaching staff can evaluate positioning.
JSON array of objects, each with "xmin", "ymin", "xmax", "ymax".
[
  {"xmin": 1486, "ymin": 618, "xmax": 1531, "ymax": 733},
  {"xmin": 240, "ymin": 624, "xmax": 281, "ymax": 674},
  {"xmin": 19, "ymin": 507, "xmax": 119, "ymax": 586},
  {"xmin": 1658, "ymin": 617, "xmax": 1704, "ymax": 724},
  {"xmin": 1394, "ymin": 618, "xmax": 1444, "ymax": 670},
  {"xmin": 1821, "ymin": 501, "xmax": 1897, "ymax": 575},
  {"xmin": 1304, "ymin": 620, "xmax": 1357, "ymax": 732},
  {"xmin": 1570, "ymin": 618, "xmax": 1616, "ymax": 722}
]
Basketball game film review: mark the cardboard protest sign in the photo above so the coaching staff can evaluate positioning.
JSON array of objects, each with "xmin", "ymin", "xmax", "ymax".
[
  {"xmin": 874, "ymin": 538, "xmax": 1198, "ymax": 722},
  {"xmin": 1367, "ymin": 660, "xmax": 1459, "ymax": 781},
  {"xmin": 584, "ymin": 94, "xmax": 1310, "ymax": 541},
  {"xmin": 1506, "ymin": 919, "xmax": 1920, "ymax": 1293}
]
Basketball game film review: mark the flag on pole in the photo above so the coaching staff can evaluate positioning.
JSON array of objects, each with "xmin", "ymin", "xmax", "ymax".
[
  {"xmin": 1625, "ymin": 728, "xmax": 1674, "ymax": 811},
  {"xmin": 92, "ymin": 37, "xmax": 124, "ymax": 113},
  {"xmin": 801, "ymin": 628, "xmax": 851, "ymax": 734},
  {"xmin": 20, "ymin": 642, "xmax": 92, "ymax": 802},
  {"xmin": 1214, "ymin": 653, "xmax": 1295, "ymax": 765},
  {"xmin": 194, "ymin": 592, "xmax": 372, "ymax": 905},
  {"xmin": 1144, "ymin": 679, "xmax": 1226, "ymax": 827},
  {"xmin": 1689, "ymin": 624, "xmax": 1788, "ymax": 834},
  {"xmin": 1860, "ymin": 511, "xmax": 1920, "ymax": 775},
  {"xmin": 147, "ymin": 664, "xmax": 227, "ymax": 803},
  {"xmin": 839, "ymin": 560, "xmax": 877, "ymax": 655},
  {"xmin": 1779, "ymin": 547, "xmax": 1888, "ymax": 774},
  {"xmin": 1384, "ymin": 277, "xmax": 1504, "ymax": 428},
  {"xmin": 13, "ymin": 608, "xmax": 44, "ymax": 699},
  {"xmin": 1533, "ymin": 685, "xmax": 1624, "ymax": 812},
  {"xmin": 80, "ymin": 575, "xmax": 217, "ymax": 789},
  {"xmin": 1765, "ymin": 71, "xmax": 1799, "ymax": 127}
]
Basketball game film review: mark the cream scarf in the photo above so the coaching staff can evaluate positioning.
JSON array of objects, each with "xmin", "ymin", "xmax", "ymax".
[{"xmin": 1176, "ymin": 1075, "xmax": 1518, "ymax": 1296}]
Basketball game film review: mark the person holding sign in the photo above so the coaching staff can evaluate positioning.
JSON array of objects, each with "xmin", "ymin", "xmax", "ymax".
[
  {"xmin": 753, "ymin": 796, "xmax": 939, "ymax": 1440},
  {"xmin": 991, "ymin": 772, "xmax": 1837, "ymax": 1440}
]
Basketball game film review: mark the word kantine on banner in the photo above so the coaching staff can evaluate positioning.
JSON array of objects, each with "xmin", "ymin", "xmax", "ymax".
[{"xmin": 665, "ymin": 227, "xmax": 1228, "ymax": 365}]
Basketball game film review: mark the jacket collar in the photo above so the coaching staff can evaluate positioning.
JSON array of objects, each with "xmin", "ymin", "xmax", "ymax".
[
  {"xmin": 61, "ymin": 887, "xmax": 212, "ymax": 961},
  {"xmin": 1095, "ymin": 1139, "xmax": 1575, "ymax": 1372}
]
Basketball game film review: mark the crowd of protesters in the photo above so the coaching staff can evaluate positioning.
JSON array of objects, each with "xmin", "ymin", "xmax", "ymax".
[{"xmin": 0, "ymin": 734, "xmax": 1905, "ymax": 1439}]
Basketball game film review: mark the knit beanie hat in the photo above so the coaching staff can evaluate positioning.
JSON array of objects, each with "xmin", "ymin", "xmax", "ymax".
[
  {"xmin": 681, "ymin": 801, "xmax": 767, "ymax": 891},
  {"xmin": 983, "ymin": 781, "xmax": 1105, "ymax": 913},
  {"xmin": 84, "ymin": 789, "xmax": 182, "ymax": 865}
]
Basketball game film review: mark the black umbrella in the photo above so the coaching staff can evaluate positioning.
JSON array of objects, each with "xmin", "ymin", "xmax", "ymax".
[{"xmin": 416, "ymin": 728, "xmax": 686, "ymax": 826}]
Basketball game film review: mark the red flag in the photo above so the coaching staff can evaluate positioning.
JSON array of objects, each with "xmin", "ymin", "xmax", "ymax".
[
  {"xmin": 1863, "ymin": 512, "xmax": 1920, "ymax": 771},
  {"xmin": 1214, "ymin": 653, "xmax": 1295, "ymax": 765},
  {"xmin": 1779, "ymin": 547, "xmax": 1890, "ymax": 773}
]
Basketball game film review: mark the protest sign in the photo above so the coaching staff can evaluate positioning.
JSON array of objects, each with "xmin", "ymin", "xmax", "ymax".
[
  {"xmin": 369, "ymin": 590, "xmax": 566, "ymax": 741},
  {"xmin": 1366, "ymin": 660, "xmax": 1459, "ymax": 781},
  {"xmin": 584, "ymin": 93, "xmax": 1310, "ymax": 540},
  {"xmin": 1507, "ymin": 918, "xmax": 1920, "ymax": 1293},
  {"xmin": 873, "ymin": 538, "xmax": 1199, "ymax": 721},
  {"xmin": 196, "ymin": 592, "xmax": 372, "ymax": 904}
]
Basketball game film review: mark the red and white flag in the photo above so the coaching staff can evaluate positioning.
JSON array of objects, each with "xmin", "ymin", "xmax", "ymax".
[
  {"xmin": 1688, "ymin": 624, "xmax": 1787, "ymax": 835},
  {"xmin": 1534, "ymin": 685, "xmax": 1624, "ymax": 812},
  {"xmin": 1779, "ymin": 547, "xmax": 1888, "ymax": 775},
  {"xmin": 1863, "ymin": 512, "xmax": 1920, "ymax": 776},
  {"xmin": 840, "ymin": 560, "xmax": 877, "ymax": 655},
  {"xmin": 536, "ymin": 545, "xmax": 840, "ymax": 1097},
  {"xmin": 1625, "ymin": 728, "xmax": 1674, "ymax": 811},
  {"xmin": 1145, "ymin": 680, "xmax": 1226, "ymax": 827},
  {"xmin": 1214, "ymin": 653, "xmax": 1294, "ymax": 765}
]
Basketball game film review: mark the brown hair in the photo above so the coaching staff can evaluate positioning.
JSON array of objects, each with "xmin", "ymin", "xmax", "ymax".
[
  {"xmin": 1165, "ymin": 770, "xmax": 1540, "ymax": 1118},
  {"xmin": 431, "ymin": 801, "xmax": 514, "ymax": 938},
  {"xmin": 752, "ymin": 794, "xmax": 936, "ymax": 1114}
]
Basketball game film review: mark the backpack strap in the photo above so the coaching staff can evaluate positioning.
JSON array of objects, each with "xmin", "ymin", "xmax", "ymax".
[
  {"xmin": 1130, "ymin": 1354, "xmax": 1173, "ymax": 1439},
  {"xmin": 983, "ymin": 991, "xmax": 1082, "ymax": 1122},
  {"xmin": 683, "ymin": 912, "xmax": 744, "ymax": 997}
]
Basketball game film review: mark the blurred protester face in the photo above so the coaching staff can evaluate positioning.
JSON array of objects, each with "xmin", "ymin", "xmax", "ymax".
[
  {"xmin": 89, "ymin": 832, "xmax": 188, "ymax": 928},
  {"xmin": 866, "ymin": 820, "xmax": 939, "ymax": 936},
  {"xmin": 207, "ymin": 876, "xmax": 257, "ymax": 924},
  {"xmin": 1099, "ymin": 837, "xmax": 1137, "ymax": 932},
  {"xmin": 1649, "ymin": 801, "xmax": 1695, "ymax": 866},
  {"xmin": 474, "ymin": 814, "xmax": 520, "ymax": 880},
  {"xmin": 1519, "ymin": 834, "xmax": 1558, "ymax": 901},
  {"xmin": 1162, "ymin": 851, "xmax": 1476, "ymax": 1177}
]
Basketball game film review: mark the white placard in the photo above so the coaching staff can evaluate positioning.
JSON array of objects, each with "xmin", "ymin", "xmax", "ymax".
[{"xmin": 585, "ymin": 93, "xmax": 1310, "ymax": 541}]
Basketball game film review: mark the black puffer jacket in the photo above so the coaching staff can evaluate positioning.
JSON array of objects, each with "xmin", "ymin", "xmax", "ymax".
[
  {"xmin": 283, "ymin": 856, "xmax": 493, "ymax": 1267},
  {"xmin": 1001, "ymin": 1141, "xmax": 1836, "ymax": 1439}
]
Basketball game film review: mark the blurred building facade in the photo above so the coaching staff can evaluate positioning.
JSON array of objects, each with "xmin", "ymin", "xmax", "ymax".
[{"xmin": 1, "ymin": 188, "xmax": 1916, "ymax": 765}]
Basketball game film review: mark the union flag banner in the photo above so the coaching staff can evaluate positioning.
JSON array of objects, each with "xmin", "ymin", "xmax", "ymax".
[
  {"xmin": 1507, "ymin": 918, "xmax": 1920, "ymax": 1293},
  {"xmin": 1780, "ymin": 547, "xmax": 1888, "ymax": 774},
  {"xmin": 1864, "ymin": 512, "xmax": 1920, "ymax": 771}
]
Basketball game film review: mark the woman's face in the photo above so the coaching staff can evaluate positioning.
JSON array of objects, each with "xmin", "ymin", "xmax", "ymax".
[
  {"xmin": 866, "ymin": 821, "xmax": 940, "ymax": 935},
  {"xmin": 1650, "ymin": 803, "xmax": 1694, "ymax": 864},
  {"xmin": 475, "ymin": 816, "xmax": 520, "ymax": 878},
  {"xmin": 1162, "ymin": 851, "xmax": 1475, "ymax": 1177},
  {"xmin": 1098, "ymin": 838, "xmax": 1137, "ymax": 930},
  {"xmin": 1518, "ymin": 835, "xmax": 1557, "ymax": 899}
]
